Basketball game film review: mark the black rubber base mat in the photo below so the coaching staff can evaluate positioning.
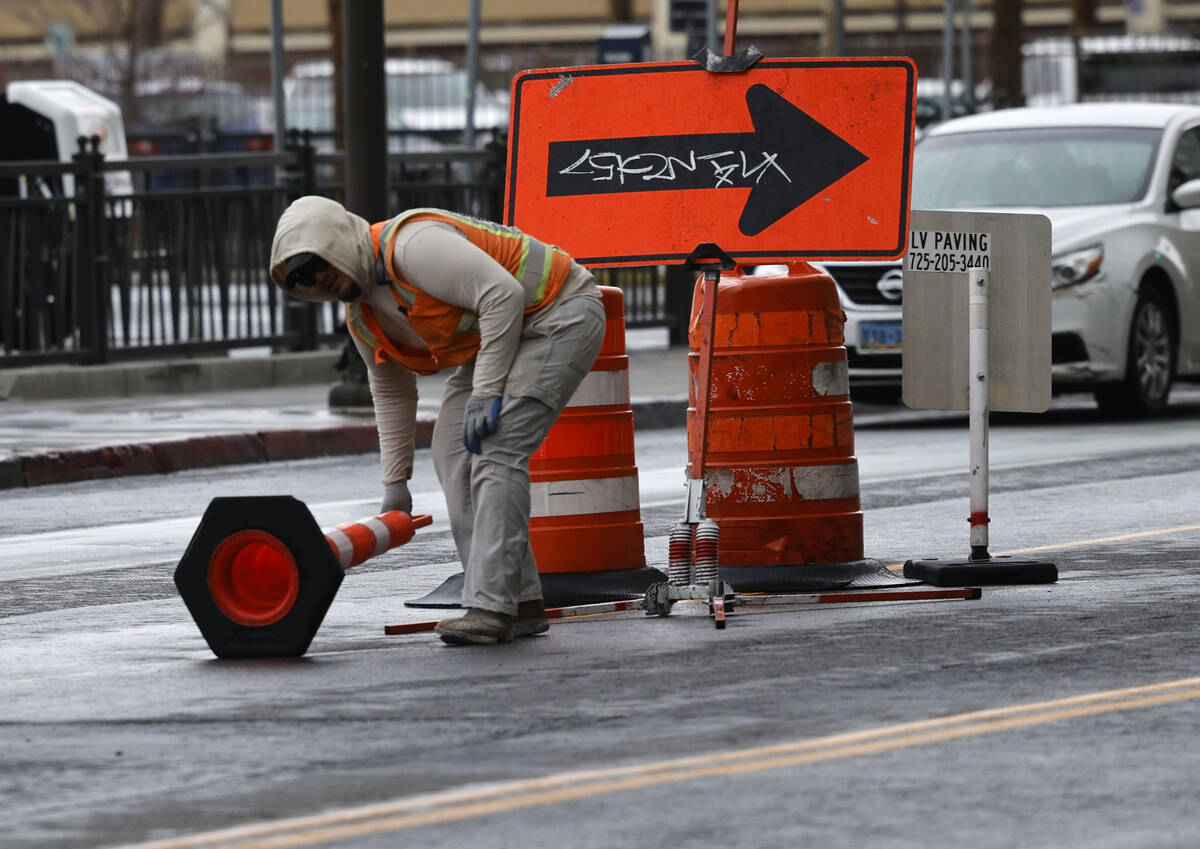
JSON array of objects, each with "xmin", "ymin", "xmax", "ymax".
[
  {"xmin": 719, "ymin": 559, "xmax": 917, "ymax": 593},
  {"xmin": 904, "ymin": 557, "xmax": 1058, "ymax": 586},
  {"xmin": 404, "ymin": 566, "xmax": 669, "ymax": 608}
]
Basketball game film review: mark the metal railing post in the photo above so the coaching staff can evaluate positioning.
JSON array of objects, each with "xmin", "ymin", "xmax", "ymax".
[
  {"xmin": 74, "ymin": 135, "xmax": 110, "ymax": 364},
  {"xmin": 281, "ymin": 131, "xmax": 318, "ymax": 350}
]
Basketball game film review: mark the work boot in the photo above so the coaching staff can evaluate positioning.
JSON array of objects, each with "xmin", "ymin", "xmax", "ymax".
[
  {"xmin": 434, "ymin": 607, "xmax": 514, "ymax": 645},
  {"xmin": 512, "ymin": 599, "xmax": 550, "ymax": 637}
]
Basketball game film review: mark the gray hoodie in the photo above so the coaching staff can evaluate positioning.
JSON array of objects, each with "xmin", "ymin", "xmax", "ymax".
[{"xmin": 269, "ymin": 195, "xmax": 375, "ymax": 301}]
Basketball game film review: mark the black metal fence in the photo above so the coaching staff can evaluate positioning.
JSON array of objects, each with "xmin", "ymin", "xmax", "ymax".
[{"xmin": 1, "ymin": 134, "xmax": 679, "ymax": 368}]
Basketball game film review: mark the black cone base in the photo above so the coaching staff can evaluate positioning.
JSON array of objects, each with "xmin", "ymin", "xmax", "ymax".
[{"xmin": 904, "ymin": 557, "xmax": 1058, "ymax": 586}]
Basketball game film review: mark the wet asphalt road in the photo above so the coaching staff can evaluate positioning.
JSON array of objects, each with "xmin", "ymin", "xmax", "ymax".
[{"xmin": 2, "ymin": 390, "xmax": 1199, "ymax": 849}]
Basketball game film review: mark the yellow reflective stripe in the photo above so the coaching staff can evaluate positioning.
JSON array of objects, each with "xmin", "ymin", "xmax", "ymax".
[
  {"xmin": 535, "ymin": 244, "xmax": 556, "ymax": 303},
  {"xmin": 348, "ymin": 303, "xmax": 379, "ymax": 350},
  {"xmin": 520, "ymin": 239, "xmax": 551, "ymax": 304},
  {"xmin": 378, "ymin": 215, "xmax": 418, "ymax": 310},
  {"xmin": 379, "ymin": 215, "xmax": 406, "ymax": 250},
  {"xmin": 514, "ymin": 240, "xmax": 530, "ymax": 290},
  {"xmin": 388, "ymin": 281, "xmax": 416, "ymax": 311},
  {"xmin": 431, "ymin": 208, "xmax": 514, "ymax": 239}
]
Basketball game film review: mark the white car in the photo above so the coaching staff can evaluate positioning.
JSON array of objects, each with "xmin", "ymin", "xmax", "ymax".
[{"xmin": 821, "ymin": 102, "xmax": 1200, "ymax": 415}]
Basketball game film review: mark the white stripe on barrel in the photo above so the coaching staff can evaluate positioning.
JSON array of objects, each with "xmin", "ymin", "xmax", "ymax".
[
  {"xmin": 705, "ymin": 461, "xmax": 861, "ymax": 503},
  {"xmin": 564, "ymin": 368, "xmax": 630, "ymax": 408},
  {"xmin": 530, "ymin": 475, "xmax": 640, "ymax": 518}
]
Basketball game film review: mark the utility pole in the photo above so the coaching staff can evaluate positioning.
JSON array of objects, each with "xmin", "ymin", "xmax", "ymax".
[
  {"xmin": 270, "ymin": 0, "xmax": 286, "ymax": 158},
  {"xmin": 330, "ymin": 0, "xmax": 344, "ymax": 150},
  {"xmin": 342, "ymin": 0, "xmax": 388, "ymax": 222},
  {"xmin": 990, "ymin": 0, "xmax": 1024, "ymax": 109},
  {"xmin": 462, "ymin": 0, "xmax": 481, "ymax": 150}
]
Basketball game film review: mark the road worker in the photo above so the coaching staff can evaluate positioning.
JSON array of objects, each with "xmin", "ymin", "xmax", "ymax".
[{"xmin": 270, "ymin": 196, "xmax": 605, "ymax": 645}]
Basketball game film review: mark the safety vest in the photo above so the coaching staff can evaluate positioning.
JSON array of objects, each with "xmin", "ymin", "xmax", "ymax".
[{"xmin": 347, "ymin": 209, "xmax": 573, "ymax": 375}]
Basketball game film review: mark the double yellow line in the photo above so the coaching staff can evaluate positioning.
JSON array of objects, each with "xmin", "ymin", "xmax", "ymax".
[{"xmin": 120, "ymin": 676, "xmax": 1200, "ymax": 849}]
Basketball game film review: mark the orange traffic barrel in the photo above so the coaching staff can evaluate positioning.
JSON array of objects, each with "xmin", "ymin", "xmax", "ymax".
[{"xmin": 688, "ymin": 263, "xmax": 868, "ymax": 590}]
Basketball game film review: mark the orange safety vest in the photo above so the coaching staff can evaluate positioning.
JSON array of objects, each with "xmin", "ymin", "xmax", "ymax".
[{"xmin": 347, "ymin": 209, "xmax": 573, "ymax": 375}]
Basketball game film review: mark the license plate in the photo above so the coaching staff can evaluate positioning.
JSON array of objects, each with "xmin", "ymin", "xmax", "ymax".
[{"xmin": 860, "ymin": 320, "xmax": 902, "ymax": 351}]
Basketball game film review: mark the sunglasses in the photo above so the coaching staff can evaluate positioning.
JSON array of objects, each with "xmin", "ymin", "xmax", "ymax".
[{"xmin": 282, "ymin": 253, "xmax": 331, "ymax": 290}]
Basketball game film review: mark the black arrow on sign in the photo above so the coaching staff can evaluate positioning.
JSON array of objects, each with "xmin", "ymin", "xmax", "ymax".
[{"xmin": 545, "ymin": 84, "xmax": 869, "ymax": 236}]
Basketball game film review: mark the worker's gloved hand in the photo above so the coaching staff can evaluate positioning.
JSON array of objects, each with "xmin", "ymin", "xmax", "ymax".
[
  {"xmin": 380, "ymin": 480, "xmax": 413, "ymax": 514},
  {"xmin": 462, "ymin": 395, "xmax": 502, "ymax": 454}
]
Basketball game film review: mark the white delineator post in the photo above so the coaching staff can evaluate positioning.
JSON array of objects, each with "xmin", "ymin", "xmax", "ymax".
[{"xmin": 968, "ymin": 267, "xmax": 991, "ymax": 561}]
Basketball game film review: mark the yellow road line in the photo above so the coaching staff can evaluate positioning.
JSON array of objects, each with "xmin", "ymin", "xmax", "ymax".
[
  {"xmin": 1000, "ymin": 524, "xmax": 1200, "ymax": 556},
  {"xmin": 116, "ymin": 677, "xmax": 1200, "ymax": 849}
]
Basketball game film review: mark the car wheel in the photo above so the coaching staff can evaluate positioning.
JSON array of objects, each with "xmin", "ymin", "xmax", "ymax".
[{"xmin": 1094, "ymin": 286, "xmax": 1175, "ymax": 417}]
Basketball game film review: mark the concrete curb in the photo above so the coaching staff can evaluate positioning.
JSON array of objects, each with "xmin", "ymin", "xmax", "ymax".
[{"xmin": 2, "ymin": 399, "xmax": 688, "ymax": 490}]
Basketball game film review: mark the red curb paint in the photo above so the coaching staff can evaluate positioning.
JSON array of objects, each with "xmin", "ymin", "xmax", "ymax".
[
  {"xmin": 153, "ymin": 434, "xmax": 266, "ymax": 473},
  {"xmin": 22, "ymin": 443, "xmax": 161, "ymax": 487}
]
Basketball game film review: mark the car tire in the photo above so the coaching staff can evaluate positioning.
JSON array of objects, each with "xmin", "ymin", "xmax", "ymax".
[{"xmin": 1094, "ymin": 285, "xmax": 1175, "ymax": 417}]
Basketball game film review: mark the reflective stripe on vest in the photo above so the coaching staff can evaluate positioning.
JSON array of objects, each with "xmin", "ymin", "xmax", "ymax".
[
  {"xmin": 345, "ymin": 301, "xmax": 442, "ymax": 374},
  {"xmin": 376, "ymin": 208, "xmax": 571, "ymax": 314}
]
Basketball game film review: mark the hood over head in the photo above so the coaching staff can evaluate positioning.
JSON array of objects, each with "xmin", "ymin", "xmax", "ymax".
[{"xmin": 269, "ymin": 196, "xmax": 376, "ymax": 302}]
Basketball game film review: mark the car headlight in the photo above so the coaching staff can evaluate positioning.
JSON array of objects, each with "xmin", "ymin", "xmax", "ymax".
[{"xmin": 1051, "ymin": 245, "xmax": 1103, "ymax": 289}]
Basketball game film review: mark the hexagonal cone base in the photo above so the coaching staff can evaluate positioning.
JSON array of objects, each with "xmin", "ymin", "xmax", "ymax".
[{"xmin": 903, "ymin": 557, "xmax": 1058, "ymax": 586}]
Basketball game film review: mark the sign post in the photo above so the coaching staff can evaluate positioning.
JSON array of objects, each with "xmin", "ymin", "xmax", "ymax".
[{"xmin": 967, "ymin": 267, "xmax": 991, "ymax": 561}]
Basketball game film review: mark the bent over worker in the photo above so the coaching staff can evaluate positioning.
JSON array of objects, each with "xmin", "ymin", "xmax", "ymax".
[{"xmin": 270, "ymin": 197, "xmax": 606, "ymax": 645}]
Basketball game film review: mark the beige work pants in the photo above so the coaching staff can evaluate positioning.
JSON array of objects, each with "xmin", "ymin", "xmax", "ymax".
[{"xmin": 431, "ymin": 294, "xmax": 606, "ymax": 616}]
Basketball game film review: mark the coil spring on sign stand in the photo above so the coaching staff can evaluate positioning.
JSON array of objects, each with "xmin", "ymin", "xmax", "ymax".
[
  {"xmin": 668, "ymin": 522, "xmax": 693, "ymax": 586},
  {"xmin": 693, "ymin": 518, "xmax": 720, "ymax": 585}
]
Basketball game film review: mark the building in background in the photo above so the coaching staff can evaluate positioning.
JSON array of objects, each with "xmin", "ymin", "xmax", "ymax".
[{"xmin": 0, "ymin": 0, "xmax": 1193, "ymax": 137}]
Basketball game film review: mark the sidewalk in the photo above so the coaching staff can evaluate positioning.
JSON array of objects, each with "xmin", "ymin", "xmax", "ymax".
[{"xmin": 0, "ymin": 333, "xmax": 691, "ymax": 490}]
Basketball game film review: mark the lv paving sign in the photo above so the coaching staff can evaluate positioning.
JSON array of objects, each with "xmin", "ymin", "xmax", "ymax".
[{"xmin": 505, "ymin": 58, "xmax": 917, "ymax": 267}]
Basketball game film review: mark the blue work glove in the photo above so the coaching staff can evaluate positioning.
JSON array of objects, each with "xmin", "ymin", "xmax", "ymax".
[
  {"xmin": 462, "ymin": 395, "xmax": 502, "ymax": 454},
  {"xmin": 380, "ymin": 480, "xmax": 412, "ymax": 514}
]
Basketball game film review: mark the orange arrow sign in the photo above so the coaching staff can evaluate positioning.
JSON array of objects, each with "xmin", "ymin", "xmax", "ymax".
[{"xmin": 504, "ymin": 58, "xmax": 917, "ymax": 267}]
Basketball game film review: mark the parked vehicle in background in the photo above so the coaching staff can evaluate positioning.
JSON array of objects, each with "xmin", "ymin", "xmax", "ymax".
[
  {"xmin": 819, "ymin": 102, "xmax": 1200, "ymax": 415},
  {"xmin": 129, "ymin": 77, "xmax": 272, "ymax": 144},
  {"xmin": 1023, "ymin": 34, "xmax": 1200, "ymax": 107},
  {"xmin": 0, "ymin": 80, "xmax": 132, "ymax": 198},
  {"xmin": 0, "ymin": 81, "xmax": 134, "ymax": 354},
  {"xmin": 283, "ymin": 57, "xmax": 509, "ymax": 149}
]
